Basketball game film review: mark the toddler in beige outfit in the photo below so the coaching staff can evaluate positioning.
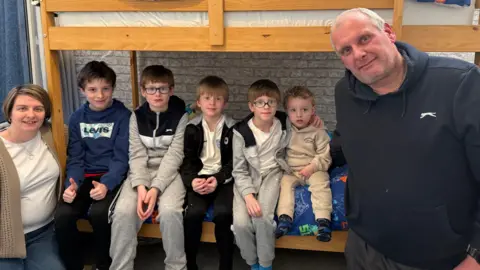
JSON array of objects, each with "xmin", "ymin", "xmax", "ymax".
[{"xmin": 275, "ymin": 86, "xmax": 333, "ymax": 242}]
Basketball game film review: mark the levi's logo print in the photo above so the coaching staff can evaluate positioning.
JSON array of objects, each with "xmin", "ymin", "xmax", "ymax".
[{"xmin": 80, "ymin": 123, "xmax": 115, "ymax": 139}]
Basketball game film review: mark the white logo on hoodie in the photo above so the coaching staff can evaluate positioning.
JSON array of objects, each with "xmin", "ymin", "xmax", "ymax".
[
  {"xmin": 80, "ymin": 123, "xmax": 115, "ymax": 139},
  {"xmin": 420, "ymin": 112, "xmax": 436, "ymax": 119}
]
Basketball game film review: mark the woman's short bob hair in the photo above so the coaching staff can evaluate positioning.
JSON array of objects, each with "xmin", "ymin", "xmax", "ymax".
[{"xmin": 2, "ymin": 84, "xmax": 52, "ymax": 123}]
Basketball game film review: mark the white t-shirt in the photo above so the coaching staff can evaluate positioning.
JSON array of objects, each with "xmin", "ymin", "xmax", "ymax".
[
  {"xmin": 248, "ymin": 118, "xmax": 282, "ymax": 176},
  {"xmin": 198, "ymin": 116, "xmax": 225, "ymax": 175},
  {"xmin": 1, "ymin": 132, "xmax": 60, "ymax": 233}
]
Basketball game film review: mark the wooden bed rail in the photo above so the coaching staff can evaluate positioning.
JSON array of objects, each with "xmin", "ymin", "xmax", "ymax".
[
  {"xmin": 45, "ymin": 25, "xmax": 480, "ymax": 53},
  {"xmin": 42, "ymin": 0, "xmax": 480, "ymax": 53},
  {"xmin": 45, "ymin": 0, "xmax": 394, "ymax": 12},
  {"xmin": 77, "ymin": 219, "xmax": 348, "ymax": 252}
]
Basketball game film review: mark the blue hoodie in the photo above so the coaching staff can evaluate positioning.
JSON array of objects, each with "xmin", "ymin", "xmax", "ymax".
[{"xmin": 66, "ymin": 99, "xmax": 131, "ymax": 191}]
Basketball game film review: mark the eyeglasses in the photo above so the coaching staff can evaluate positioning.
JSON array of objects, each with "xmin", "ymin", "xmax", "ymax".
[
  {"xmin": 253, "ymin": 99, "xmax": 277, "ymax": 108},
  {"xmin": 145, "ymin": 86, "xmax": 170, "ymax": 95}
]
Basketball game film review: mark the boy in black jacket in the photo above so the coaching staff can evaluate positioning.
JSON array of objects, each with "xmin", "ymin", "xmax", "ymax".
[{"xmin": 180, "ymin": 76, "xmax": 236, "ymax": 270}]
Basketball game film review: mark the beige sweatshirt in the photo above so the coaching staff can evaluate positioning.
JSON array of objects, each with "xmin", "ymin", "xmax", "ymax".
[{"xmin": 286, "ymin": 125, "xmax": 332, "ymax": 172}]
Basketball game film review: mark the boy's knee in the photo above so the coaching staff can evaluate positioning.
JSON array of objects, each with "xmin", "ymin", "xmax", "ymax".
[
  {"xmin": 159, "ymin": 203, "xmax": 183, "ymax": 220},
  {"xmin": 280, "ymin": 174, "xmax": 298, "ymax": 188},
  {"xmin": 54, "ymin": 203, "xmax": 76, "ymax": 225},
  {"xmin": 184, "ymin": 205, "xmax": 205, "ymax": 222},
  {"xmin": 310, "ymin": 171, "xmax": 329, "ymax": 182},
  {"xmin": 233, "ymin": 216, "xmax": 253, "ymax": 234},
  {"xmin": 112, "ymin": 200, "xmax": 136, "ymax": 221},
  {"xmin": 89, "ymin": 204, "xmax": 109, "ymax": 224},
  {"xmin": 213, "ymin": 207, "xmax": 233, "ymax": 225},
  {"xmin": 253, "ymin": 216, "xmax": 275, "ymax": 230}
]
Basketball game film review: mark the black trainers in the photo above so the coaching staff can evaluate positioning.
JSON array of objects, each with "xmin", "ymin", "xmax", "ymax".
[
  {"xmin": 316, "ymin": 218, "xmax": 332, "ymax": 242},
  {"xmin": 275, "ymin": 214, "xmax": 293, "ymax": 239}
]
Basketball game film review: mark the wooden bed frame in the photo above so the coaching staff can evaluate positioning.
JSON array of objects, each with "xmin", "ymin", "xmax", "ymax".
[
  {"xmin": 77, "ymin": 220, "xmax": 348, "ymax": 252},
  {"xmin": 39, "ymin": 0, "xmax": 480, "ymax": 253}
]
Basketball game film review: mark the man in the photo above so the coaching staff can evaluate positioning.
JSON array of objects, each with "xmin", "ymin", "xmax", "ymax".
[{"xmin": 330, "ymin": 8, "xmax": 480, "ymax": 270}]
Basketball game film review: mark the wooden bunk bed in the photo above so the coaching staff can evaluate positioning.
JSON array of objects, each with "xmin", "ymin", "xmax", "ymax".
[{"xmin": 39, "ymin": 0, "xmax": 480, "ymax": 254}]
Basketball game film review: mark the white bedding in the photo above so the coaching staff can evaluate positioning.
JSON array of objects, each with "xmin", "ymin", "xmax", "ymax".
[{"xmin": 56, "ymin": 0, "xmax": 477, "ymax": 27}]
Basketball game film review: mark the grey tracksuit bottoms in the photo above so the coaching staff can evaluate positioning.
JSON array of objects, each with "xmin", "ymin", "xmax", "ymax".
[
  {"xmin": 232, "ymin": 167, "xmax": 283, "ymax": 268},
  {"xmin": 109, "ymin": 175, "xmax": 186, "ymax": 270}
]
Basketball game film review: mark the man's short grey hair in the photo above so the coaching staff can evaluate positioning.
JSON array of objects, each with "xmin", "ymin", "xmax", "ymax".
[
  {"xmin": 330, "ymin": 8, "xmax": 386, "ymax": 52},
  {"xmin": 333, "ymin": 8, "xmax": 385, "ymax": 31}
]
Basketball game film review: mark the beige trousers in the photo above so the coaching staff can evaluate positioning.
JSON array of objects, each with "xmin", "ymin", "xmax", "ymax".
[{"xmin": 277, "ymin": 170, "xmax": 332, "ymax": 220}]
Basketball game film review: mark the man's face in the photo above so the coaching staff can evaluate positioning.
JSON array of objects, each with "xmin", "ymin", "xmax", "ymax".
[{"xmin": 331, "ymin": 14, "xmax": 398, "ymax": 86}]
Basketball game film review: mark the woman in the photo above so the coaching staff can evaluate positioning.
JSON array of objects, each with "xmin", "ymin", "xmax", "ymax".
[{"xmin": 0, "ymin": 84, "xmax": 65, "ymax": 270}]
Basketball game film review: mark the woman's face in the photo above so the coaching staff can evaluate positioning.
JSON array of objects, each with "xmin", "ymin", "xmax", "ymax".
[{"xmin": 9, "ymin": 95, "xmax": 46, "ymax": 133}]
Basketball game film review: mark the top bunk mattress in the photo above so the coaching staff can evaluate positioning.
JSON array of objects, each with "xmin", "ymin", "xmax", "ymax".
[{"xmin": 56, "ymin": 0, "xmax": 477, "ymax": 27}]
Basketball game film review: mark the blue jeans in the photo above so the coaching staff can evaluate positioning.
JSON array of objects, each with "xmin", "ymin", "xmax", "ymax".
[{"xmin": 0, "ymin": 221, "xmax": 65, "ymax": 270}]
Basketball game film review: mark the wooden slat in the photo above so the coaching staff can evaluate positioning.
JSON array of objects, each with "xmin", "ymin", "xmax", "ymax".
[
  {"xmin": 77, "ymin": 220, "xmax": 347, "ymax": 252},
  {"xmin": 48, "ymin": 27, "xmax": 211, "ymax": 51},
  {"xmin": 208, "ymin": 0, "xmax": 225, "ymax": 45},
  {"xmin": 40, "ymin": 4, "xmax": 67, "ymax": 171},
  {"xmin": 136, "ymin": 222, "xmax": 217, "ymax": 243},
  {"xmin": 77, "ymin": 220, "xmax": 216, "ymax": 243},
  {"xmin": 402, "ymin": 25, "xmax": 480, "ymax": 52},
  {"xmin": 129, "ymin": 51, "xmax": 139, "ymax": 109},
  {"xmin": 223, "ymin": 27, "xmax": 333, "ymax": 51},
  {"xmin": 224, "ymin": 0, "xmax": 394, "ymax": 11},
  {"xmin": 48, "ymin": 25, "xmax": 480, "ymax": 52},
  {"xmin": 45, "ymin": 0, "xmax": 208, "ymax": 12},
  {"xmin": 392, "ymin": 0, "xmax": 404, "ymax": 40},
  {"xmin": 48, "ymin": 26, "xmax": 332, "ymax": 52},
  {"xmin": 46, "ymin": 0, "xmax": 393, "ymax": 12},
  {"xmin": 476, "ymin": 0, "xmax": 480, "ymax": 9}
]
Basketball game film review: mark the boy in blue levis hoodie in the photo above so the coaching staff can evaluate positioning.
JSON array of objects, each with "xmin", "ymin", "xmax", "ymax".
[{"xmin": 54, "ymin": 61, "xmax": 131, "ymax": 270}]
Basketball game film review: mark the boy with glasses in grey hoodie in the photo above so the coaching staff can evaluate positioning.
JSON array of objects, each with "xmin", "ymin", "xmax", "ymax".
[{"xmin": 109, "ymin": 65, "xmax": 189, "ymax": 270}]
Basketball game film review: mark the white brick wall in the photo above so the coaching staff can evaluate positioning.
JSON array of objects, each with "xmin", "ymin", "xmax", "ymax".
[
  {"xmin": 74, "ymin": 51, "xmax": 344, "ymax": 129},
  {"xmin": 74, "ymin": 47, "xmax": 477, "ymax": 130}
]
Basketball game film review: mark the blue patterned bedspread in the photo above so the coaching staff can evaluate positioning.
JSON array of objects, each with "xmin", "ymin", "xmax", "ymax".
[
  {"xmin": 416, "ymin": 0, "xmax": 470, "ymax": 6},
  {"xmin": 143, "ymin": 165, "xmax": 349, "ymax": 236}
]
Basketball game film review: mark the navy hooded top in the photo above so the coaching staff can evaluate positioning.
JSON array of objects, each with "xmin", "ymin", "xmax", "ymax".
[
  {"xmin": 335, "ymin": 41, "xmax": 480, "ymax": 269},
  {"xmin": 65, "ymin": 99, "xmax": 131, "ymax": 191}
]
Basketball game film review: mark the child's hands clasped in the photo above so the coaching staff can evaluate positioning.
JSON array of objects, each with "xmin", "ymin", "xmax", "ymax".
[
  {"xmin": 137, "ymin": 185, "xmax": 148, "ymax": 220},
  {"xmin": 204, "ymin": 177, "xmax": 217, "ymax": 194},
  {"xmin": 136, "ymin": 185, "xmax": 158, "ymax": 221},
  {"xmin": 244, "ymin": 194, "xmax": 262, "ymax": 217},
  {"xmin": 192, "ymin": 177, "xmax": 218, "ymax": 195},
  {"xmin": 192, "ymin": 178, "xmax": 207, "ymax": 194},
  {"xmin": 142, "ymin": 188, "xmax": 158, "ymax": 220}
]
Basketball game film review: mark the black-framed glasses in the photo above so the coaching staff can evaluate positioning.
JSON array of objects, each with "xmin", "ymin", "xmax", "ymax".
[
  {"xmin": 253, "ymin": 99, "xmax": 277, "ymax": 108},
  {"xmin": 145, "ymin": 86, "xmax": 170, "ymax": 95}
]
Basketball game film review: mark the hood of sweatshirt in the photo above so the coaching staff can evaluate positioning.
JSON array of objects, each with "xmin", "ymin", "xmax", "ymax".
[
  {"xmin": 346, "ymin": 41, "xmax": 429, "ymax": 117},
  {"xmin": 83, "ymin": 99, "xmax": 128, "ymax": 121},
  {"xmin": 135, "ymin": 95, "xmax": 186, "ymax": 138},
  {"xmin": 291, "ymin": 124, "xmax": 320, "ymax": 134}
]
